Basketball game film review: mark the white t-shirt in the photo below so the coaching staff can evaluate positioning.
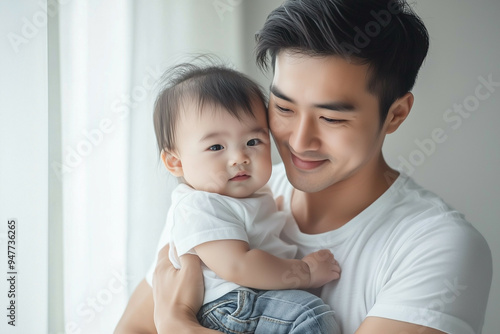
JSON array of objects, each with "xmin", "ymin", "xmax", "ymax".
[
  {"xmin": 146, "ymin": 183, "xmax": 297, "ymax": 305},
  {"xmin": 269, "ymin": 163, "xmax": 492, "ymax": 334}
]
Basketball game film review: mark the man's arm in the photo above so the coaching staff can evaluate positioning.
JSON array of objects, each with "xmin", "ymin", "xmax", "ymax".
[
  {"xmin": 115, "ymin": 245, "xmax": 218, "ymax": 334},
  {"xmin": 114, "ymin": 280, "xmax": 213, "ymax": 334},
  {"xmin": 194, "ymin": 240, "xmax": 340, "ymax": 290},
  {"xmin": 152, "ymin": 245, "xmax": 219, "ymax": 334},
  {"xmin": 356, "ymin": 317, "xmax": 445, "ymax": 334},
  {"xmin": 114, "ymin": 279, "xmax": 157, "ymax": 334},
  {"xmin": 354, "ymin": 217, "xmax": 492, "ymax": 334}
]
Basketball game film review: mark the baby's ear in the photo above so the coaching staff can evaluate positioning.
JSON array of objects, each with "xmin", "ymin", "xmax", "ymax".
[{"xmin": 161, "ymin": 150, "xmax": 183, "ymax": 177}]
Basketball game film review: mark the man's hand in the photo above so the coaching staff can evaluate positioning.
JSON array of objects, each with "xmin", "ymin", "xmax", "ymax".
[
  {"xmin": 152, "ymin": 244, "xmax": 209, "ymax": 333},
  {"xmin": 302, "ymin": 249, "xmax": 341, "ymax": 288}
]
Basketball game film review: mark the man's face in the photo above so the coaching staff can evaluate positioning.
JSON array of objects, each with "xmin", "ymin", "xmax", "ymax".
[{"xmin": 269, "ymin": 52, "xmax": 387, "ymax": 193}]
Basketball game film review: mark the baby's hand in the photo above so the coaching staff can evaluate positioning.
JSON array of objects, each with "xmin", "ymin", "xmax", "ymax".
[{"xmin": 302, "ymin": 250, "xmax": 341, "ymax": 288}]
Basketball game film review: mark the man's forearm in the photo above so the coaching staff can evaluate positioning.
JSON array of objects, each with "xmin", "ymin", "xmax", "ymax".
[
  {"xmin": 114, "ymin": 279, "xmax": 157, "ymax": 334},
  {"xmin": 156, "ymin": 308, "xmax": 219, "ymax": 334},
  {"xmin": 151, "ymin": 245, "xmax": 214, "ymax": 334}
]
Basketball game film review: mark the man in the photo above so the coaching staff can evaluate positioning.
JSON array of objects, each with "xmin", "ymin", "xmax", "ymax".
[{"xmin": 115, "ymin": 0, "xmax": 492, "ymax": 333}]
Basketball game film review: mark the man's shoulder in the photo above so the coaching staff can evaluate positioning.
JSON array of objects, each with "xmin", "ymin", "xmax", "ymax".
[
  {"xmin": 367, "ymin": 177, "xmax": 492, "ymax": 334},
  {"xmin": 390, "ymin": 174, "xmax": 490, "ymax": 255},
  {"xmin": 391, "ymin": 173, "xmax": 464, "ymax": 221}
]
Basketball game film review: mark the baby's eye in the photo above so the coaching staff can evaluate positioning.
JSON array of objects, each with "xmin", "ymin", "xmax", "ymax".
[
  {"xmin": 208, "ymin": 144, "xmax": 224, "ymax": 151},
  {"xmin": 247, "ymin": 139, "xmax": 261, "ymax": 147}
]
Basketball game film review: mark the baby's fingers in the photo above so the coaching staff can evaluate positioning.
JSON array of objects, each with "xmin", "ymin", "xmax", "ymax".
[{"xmin": 330, "ymin": 257, "xmax": 341, "ymax": 280}]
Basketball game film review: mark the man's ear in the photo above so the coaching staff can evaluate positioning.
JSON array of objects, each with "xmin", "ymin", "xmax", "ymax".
[
  {"xmin": 384, "ymin": 92, "xmax": 414, "ymax": 134},
  {"xmin": 161, "ymin": 150, "xmax": 183, "ymax": 177}
]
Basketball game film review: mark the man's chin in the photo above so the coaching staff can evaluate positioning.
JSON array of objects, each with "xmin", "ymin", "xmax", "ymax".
[{"xmin": 283, "ymin": 164, "xmax": 332, "ymax": 193}]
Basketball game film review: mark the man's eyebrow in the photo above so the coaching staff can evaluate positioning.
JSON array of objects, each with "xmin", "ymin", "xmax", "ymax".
[
  {"xmin": 270, "ymin": 85, "xmax": 295, "ymax": 103},
  {"xmin": 270, "ymin": 85, "xmax": 356, "ymax": 112},
  {"xmin": 315, "ymin": 101, "xmax": 355, "ymax": 112}
]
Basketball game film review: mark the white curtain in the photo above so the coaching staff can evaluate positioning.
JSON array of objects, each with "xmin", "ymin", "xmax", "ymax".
[
  {"xmin": 58, "ymin": 0, "xmax": 131, "ymax": 332},
  {"xmin": 55, "ymin": 0, "xmax": 262, "ymax": 332}
]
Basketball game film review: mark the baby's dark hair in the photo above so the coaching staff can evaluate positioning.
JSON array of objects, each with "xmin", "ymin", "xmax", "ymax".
[{"xmin": 153, "ymin": 61, "xmax": 267, "ymax": 153}]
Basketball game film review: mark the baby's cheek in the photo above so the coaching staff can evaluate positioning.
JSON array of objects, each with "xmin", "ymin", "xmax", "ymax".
[{"xmin": 257, "ymin": 154, "xmax": 273, "ymax": 186}]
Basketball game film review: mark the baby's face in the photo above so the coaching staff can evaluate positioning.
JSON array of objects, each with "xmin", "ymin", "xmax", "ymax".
[{"xmin": 173, "ymin": 99, "xmax": 272, "ymax": 198}]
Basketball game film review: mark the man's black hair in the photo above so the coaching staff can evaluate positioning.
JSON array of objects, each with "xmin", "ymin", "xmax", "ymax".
[{"xmin": 255, "ymin": 0, "xmax": 429, "ymax": 123}]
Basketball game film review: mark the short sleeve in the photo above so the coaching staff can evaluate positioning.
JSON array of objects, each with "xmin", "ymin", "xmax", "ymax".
[
  {"xmin": 367, "ymin": 215, "xmax": 492, "ymax": 334},
  {"xmin": 171, "ymin": 192, "xmax": 249, "ymax": 256},
  {"xmin": 145, "ymin": 221, "xmax": 170, "ymax": 286}
]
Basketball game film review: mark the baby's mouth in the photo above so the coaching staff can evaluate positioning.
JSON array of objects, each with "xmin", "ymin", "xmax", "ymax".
[{"xmin": 229, "ymin": 171, "xmax": 250, "ymax": 181}]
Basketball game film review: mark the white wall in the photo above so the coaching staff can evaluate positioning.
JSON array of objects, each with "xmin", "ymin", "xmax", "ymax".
[
  {"xmin": 383, "ymin": 2, "xmax": 500, "ymax": 333},
  {"xmin": 0, "ymin": 1, "xmax": 49, "ymax": 333}
]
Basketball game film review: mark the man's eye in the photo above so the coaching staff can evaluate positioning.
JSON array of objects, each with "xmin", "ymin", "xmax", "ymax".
[
  {"xmin": 247, "ymin": 139, "xmax": 261, "ymax": 147},
  {"xmin": 208, "ymin": 144, "xmax": 224, "ymax": 151},
  {"xmin": 320, "ymin": 116, "xmax": 345, "ymax": 124},
  {"xmin": 275, "ymin": 104, "xmax": 291, "ymax": 113}
]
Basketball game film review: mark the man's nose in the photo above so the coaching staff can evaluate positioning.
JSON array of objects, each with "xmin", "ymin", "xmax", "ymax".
[{"xmin": 289, "ymin": 115, "xmax": 320, "ymax": 153}]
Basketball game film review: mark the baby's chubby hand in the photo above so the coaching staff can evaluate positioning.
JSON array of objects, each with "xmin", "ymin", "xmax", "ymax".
[{"xmin": 302, "ymin": 249, "xmax": 341, "ymax": 288}]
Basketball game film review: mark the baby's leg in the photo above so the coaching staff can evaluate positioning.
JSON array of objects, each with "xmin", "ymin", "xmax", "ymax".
[
  {"xmin": 197, "ymin": 288, "xmax": 339, "ymax": 334},
  {"xmin": 251, "ymin": 289, "xmax": 339, "ymax": 334}
]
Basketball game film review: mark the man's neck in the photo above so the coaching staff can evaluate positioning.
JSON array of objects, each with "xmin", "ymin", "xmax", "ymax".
[{"xmin": 291, "ymin": 156, "xmax": 399, "ymax": 234}]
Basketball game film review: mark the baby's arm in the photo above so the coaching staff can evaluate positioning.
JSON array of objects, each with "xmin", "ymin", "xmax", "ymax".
[{"xmin": 194, "ymin": 240, "xmax": 340, "ymax": 290}]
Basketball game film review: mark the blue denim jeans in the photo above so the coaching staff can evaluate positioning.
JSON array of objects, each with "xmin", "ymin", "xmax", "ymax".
[{"xmin": 197, "ymin": 288, "xmax": 339, "ymax": 334}]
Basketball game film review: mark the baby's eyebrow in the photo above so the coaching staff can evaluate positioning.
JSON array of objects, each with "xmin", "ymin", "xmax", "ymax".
[
  {"xmin": 199, "ymin": 132, "xmax": 225, "ymax": 142},
  {"xmin": 199, "ymin": 127, "xmax": 268, "ymax": 142},
  {"xmin": 250, "ymin": 127, "xmax": 269, "ymax": 136}
]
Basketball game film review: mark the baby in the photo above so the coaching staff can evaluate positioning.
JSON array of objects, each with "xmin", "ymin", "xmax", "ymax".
[{"xmin": 151, "ymin": 62, "xmax": 341, "ymax": 333}]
